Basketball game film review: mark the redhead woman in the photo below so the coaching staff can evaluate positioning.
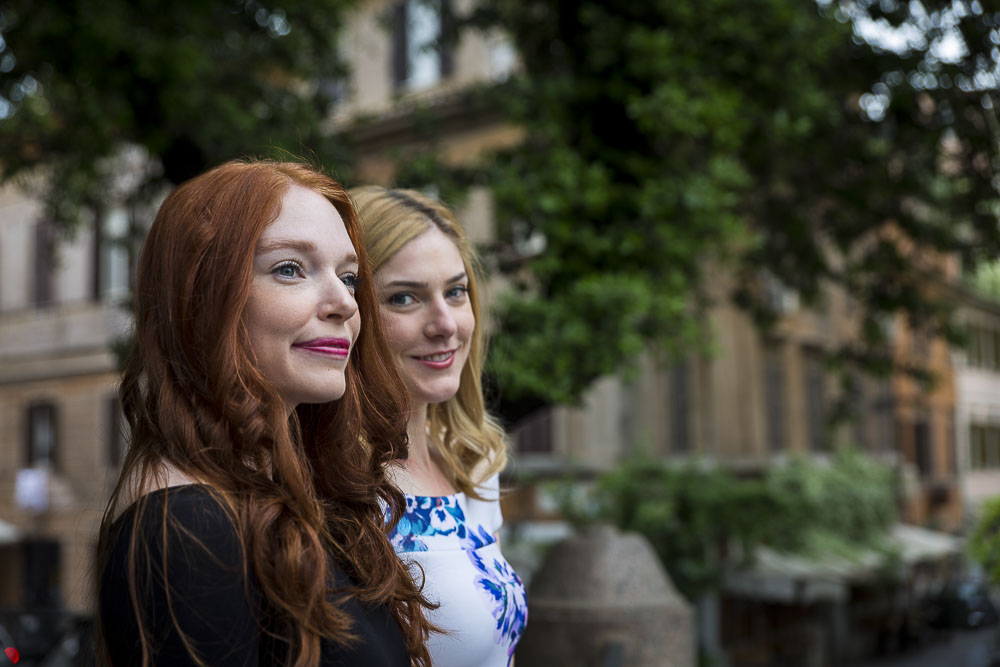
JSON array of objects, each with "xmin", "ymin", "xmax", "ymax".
[
  {"xmin": 351, "ymin": 186, "xmax": 528, "ymax": 667},
  {"xmin": 96, "ymin": 161, "xmax": 434, "ymax": 666}
]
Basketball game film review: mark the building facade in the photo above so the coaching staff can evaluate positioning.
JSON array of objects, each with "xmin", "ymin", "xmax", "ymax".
[
  {"xmin": 0, "ymin": 179, "xmax": 133, "ymax": 615},
  {"xmin": 954, "ymin": 290, "xmax": 1000, "ymax": 516}
]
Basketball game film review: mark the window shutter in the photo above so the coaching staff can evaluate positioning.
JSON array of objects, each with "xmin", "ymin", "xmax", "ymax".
[
  {"xmin": 34, "ymin": 221, "xmax": 54, "ymax": 306},
  {"xmin": 391, "ymin": 1, "xmax": 409, "ymax": 89},
  {"xmin": 26, "ymin": 402, "xmax": 58, "ymax": 468},
  {"xmin": 439, "ymin": 0, "xmax": 455, "ymax": 78}
]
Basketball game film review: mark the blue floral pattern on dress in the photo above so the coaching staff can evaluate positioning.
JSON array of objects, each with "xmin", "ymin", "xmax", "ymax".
[
  {"xmin": 389, "ymin": 494, "xmax": 494, "ymax": 553},
  {"xmin": 467, "ymin": 548, "xmax": 528, "ymax": 662},
  {"xmin": 388, "ymin": 491, "xmax": 527, "ymax": 663}
]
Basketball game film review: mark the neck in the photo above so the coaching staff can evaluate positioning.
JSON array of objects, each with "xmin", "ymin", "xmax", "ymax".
[{"xmin": 406, "ymin": 402, "xmax": 432, "ymax": 466}]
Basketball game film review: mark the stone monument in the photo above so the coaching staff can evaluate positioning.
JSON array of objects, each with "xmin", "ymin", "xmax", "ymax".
[{"xmin": 516, "ymin": 524, "xmax": 694, "ymax": 667}]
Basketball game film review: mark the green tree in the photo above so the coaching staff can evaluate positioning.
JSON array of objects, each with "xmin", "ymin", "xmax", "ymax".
[
  {"xmin": 559, "ymin": 447, "xmax": 898, "ymax": 602},
  {"xmin": 416, "ymin": 0, "xmax": 1000, "ymax": 421},
  {"xmin": 0, "ymin": 0, "xmax": 353, "ymax": 232},
  {"xmin": 970, "ymin": 258, "xmax": 1000, "ymax": 301}
]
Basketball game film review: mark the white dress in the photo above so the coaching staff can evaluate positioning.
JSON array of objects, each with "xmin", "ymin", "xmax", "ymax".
[{"xmin": 387, "ymin": 474, "xmax": 528, "ymax": 666}]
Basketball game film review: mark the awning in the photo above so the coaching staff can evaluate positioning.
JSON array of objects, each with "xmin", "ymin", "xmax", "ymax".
[
  {"xmin": 892, "ymin": 523, "xmax": 960, "ymax": 564},
  {"xmin": 0, "ymin": 519, "xmax": 20, "ymax": 546},
  {"xmin": 723, "ymin": 524, "xmax": 960, "ymax": 604}
]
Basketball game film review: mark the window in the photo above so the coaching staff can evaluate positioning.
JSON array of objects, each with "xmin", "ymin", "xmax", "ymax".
[
  {"xmin": 987, "ymin": 426, "xmax": 1000, "ymax": 469},
  {"xmin": 972, "ymin": 424, "xmax": 986, "ymax": 468},
  {"xmin": 763, "ymin": 346, "xmax": 786, "ymax": 453},
  {"xmin": 513, "ymin": 408, "xmax": 552, "ymax": 455},
  {"xmin": 761, "ymin": 271, "xmax": 799, "ymax": 315},
  {"xmin": 971, "ymin": 423, "xmax": 1000, "ymax": 470},
  {"xmin": 967, "ymin": 325, "xmax": 1000, "ymax": 371},
  {"xmin": 392, "ymin": 0, "xmax": 453, "ymax": 92},
  {"xmin": 873, "ymin": 380, "xmax": 894, "ymax": 455},
  {"xmin": 914, "ymin": 416, "xmax": 933, "ymax": 478},
  {"xmin": 976, "ymin": 325, "xmax": 992, "ymax": 369},
  {"xmin": 93, "ymin": 206, "xmax": 132, "ymax": 301},
  {"xmin": 946, "ymin": 410, "xmax": 957, "ymax": 477},
  {"xmin": 487, "ymin": 34, "xmax": 516, "ymax": 81},
  {"xmin": 968, "ymin": 325, "xmax": 984, "ymax": 367},
  {"xmin": 107, "ymin": 395, "xmax": 128, "ymax": 466},
  {"xmin": 26, "ymin": 401, "xmax": 58, "ymax": 468},
  {"xmin": 669, "ymin": 362, "xmax": 690, "ymax": 453},
  {"xmin": 804, "ymin": 350, "xmax": 827, "ymax": 451},
  {"xmin": 33, "ymin": 221, "xmax": 54, "ymax": 307}
]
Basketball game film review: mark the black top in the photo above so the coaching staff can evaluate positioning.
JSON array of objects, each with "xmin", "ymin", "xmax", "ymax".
[{"xmin": 99, "ymin": 485, "xmax": 410, "ymax": 666}]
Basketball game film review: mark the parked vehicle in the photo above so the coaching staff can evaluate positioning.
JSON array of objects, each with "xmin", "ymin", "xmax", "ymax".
[{"xmin": 924, "ymin": 577, "xmax": 1000, "ymax": 630}]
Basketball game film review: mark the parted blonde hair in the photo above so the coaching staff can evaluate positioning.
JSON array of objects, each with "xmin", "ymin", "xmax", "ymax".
[{"xmin": 350, "ymin": 186, "xmax": 507, "ymax": 497}]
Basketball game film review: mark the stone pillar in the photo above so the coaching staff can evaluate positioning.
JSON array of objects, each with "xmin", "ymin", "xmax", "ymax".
[{"xmin": 516, "ymin": 524, "xmax": 694, "ymax": 667}]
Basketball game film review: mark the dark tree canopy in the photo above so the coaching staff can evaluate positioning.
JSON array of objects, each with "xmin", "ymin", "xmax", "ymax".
[
  {"xmin": 3, "ymin": 0, "xmax": 998, "ymax": 425},
  {"xmin": 0, "ymin": 0, "xmax": 352, "ymax": 231},
  {"xmin": 438, "ymin": 0, "xmax": 1000, "ymax": 421}
]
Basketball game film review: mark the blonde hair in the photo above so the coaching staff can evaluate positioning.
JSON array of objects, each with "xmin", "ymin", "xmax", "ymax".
[{"xmin": 350, "ymin": 186, "xmax": 507, "ymax": 497}]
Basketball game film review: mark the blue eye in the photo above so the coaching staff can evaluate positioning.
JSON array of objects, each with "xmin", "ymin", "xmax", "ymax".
[
  {"xmin": 341, "ymin": 273, "xmax": 359, "ymax": 292},
  {"xmin": 273, "ymin": 261, "xmax": 303, "ymax": 279},
  {"xmin": 446, "ymin": 285, "xmax": 469, "ymax": 300},
  {"xmin": 387, "ymin": 293, "xmax": 415, "ymax": 307}
]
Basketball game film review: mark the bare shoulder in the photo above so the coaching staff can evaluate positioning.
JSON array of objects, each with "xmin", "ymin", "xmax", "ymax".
[
  {"xmin": 111, "ymin": 462, "xmax": 199, "ymax": 521},
  {"xmin": 471, "ymin": 456, "xmax": 494, "ymax": 488}
]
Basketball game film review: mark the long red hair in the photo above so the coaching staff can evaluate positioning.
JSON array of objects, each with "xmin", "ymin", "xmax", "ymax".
[{"xmin": 96, "ymin": 160, "xmax": 433, "ymax": 666}]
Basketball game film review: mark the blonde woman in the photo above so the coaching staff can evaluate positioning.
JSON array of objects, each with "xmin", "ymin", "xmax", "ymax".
[{"xmin": 352, "ymin": 187, "xmax": 527, "ymax": 666}]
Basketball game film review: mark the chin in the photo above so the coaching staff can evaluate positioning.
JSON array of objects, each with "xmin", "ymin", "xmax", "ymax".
[
  {"xmin": 416, "ymin": 384, "xmax": 461, "ymax": 406},
  {"xmin": 290, "ymin": 384, "xmax": 347, "ymax": 406}
]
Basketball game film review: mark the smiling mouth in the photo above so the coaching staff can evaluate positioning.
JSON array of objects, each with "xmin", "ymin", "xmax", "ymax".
[
  {"xmin": 414, "ymin": 350, "xmax": 457, "ymax": 368},
  {"xmin": 294, "ymin": 338, "xmax": 350, "ymax": 359},
  {"xmin": 420, "ymin": 351, "xmax": 454, "ymax": 362}
]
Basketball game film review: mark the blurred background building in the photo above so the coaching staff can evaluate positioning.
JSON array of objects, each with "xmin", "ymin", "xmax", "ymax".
[
  {"xmin": 0, "ymin": 179, "xmax": 130, "ymax": 659},
  {"xmin": 1, "ymin": 0, "xmax": 999, "ymax": 665}
]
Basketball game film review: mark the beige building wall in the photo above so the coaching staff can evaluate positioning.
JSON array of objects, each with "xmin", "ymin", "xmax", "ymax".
[
  {"xmin": 0, "ymin": 183, "xmax": 40, "ymax": 312},
  {"xmin": 337, "ymin": 0, "xmax": 514, "ymax": 120},
  {"xmin": 0, "ymin": 181, "xmax": 130, "ymax": 612},
  {"xmin": 955, "ymin": 296, "xmax": 1000, "ymax": 515}
]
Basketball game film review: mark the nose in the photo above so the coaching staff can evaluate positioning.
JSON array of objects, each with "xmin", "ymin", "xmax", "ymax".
[
  {"xmin": 319, "ymin": 276, "xmax": 358, "ymax": 321},
  {"xmin": 424, "ymin": 298, "xmax": 457, "ymax": 339}
]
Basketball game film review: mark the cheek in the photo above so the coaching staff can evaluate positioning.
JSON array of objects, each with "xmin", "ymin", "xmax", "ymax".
[
  {"xmin": 379, "ymin": 311, "xmax": 411, "ymax": 355},
  {"xmin": 458, "ymin": 307, "xmax": 476, "ymax": 342},
  {"xmin": 245, "ymin": 285, "xmax": 287, "ymax": 335},
  {"xmin": 243, "ymin": 300, "xmax": 270, "ymax": 345}
]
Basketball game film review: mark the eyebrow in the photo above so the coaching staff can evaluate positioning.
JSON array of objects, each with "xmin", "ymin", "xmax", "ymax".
[
  {"xmin": 383, "ymin": 272, "xmax": 467, "ymax": 289},
  {"xmin": 256, "ymin": 239, "xmax": 317, "ymax": 254},
  {"xmin": 256, "ymin": 238, "xmax": 359, "ymax": 264}
]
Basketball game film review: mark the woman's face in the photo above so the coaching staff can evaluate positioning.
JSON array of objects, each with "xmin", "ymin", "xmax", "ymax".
[
  {"xmin": 245, "ymin": 185, "xmax": 362, "ymax": 407},
  {"xmin": 376, "ymin": 226, "xmax": 475, "ymax": 407}
]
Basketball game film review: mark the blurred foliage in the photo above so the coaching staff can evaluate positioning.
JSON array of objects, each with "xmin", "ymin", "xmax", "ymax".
[
  {"xmin": 0, "ymin": 0, "xmax": 354, "ymax": 233},
  {"xmin": 970, "ymin": 259, "xmax": 1000, "ymax": 302},
  {"xmin": 969, "ymin": 495, "xmax": 1000, "ymax": 584},
  {"xmin": 553, "ymin": 447, "xmax": 898, "ymax": 601},
  {"xmin": 387, "ymin": 0, "xmax": 1000, "ymax": 422}
]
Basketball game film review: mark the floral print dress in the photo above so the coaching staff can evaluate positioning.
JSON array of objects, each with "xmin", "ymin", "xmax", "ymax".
[{"xmin": 387, "ymin": 474, "xmax": 527, "ymax": 667}]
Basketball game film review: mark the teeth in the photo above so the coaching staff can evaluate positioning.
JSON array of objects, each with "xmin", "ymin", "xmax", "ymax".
[{"xmin": 422, "ymin": 352, "xmax": 451, "ymax": 362}]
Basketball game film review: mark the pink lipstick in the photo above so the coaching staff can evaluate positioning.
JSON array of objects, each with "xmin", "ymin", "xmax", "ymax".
[{"xmin": 294, "ymin": 338, "xmax": 350, "ymax": 360}]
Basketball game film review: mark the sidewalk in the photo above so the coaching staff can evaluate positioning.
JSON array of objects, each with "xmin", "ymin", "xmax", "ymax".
[{"xmin": 848, "ymin": 626, "xmax": 999, "ymax": 667}]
